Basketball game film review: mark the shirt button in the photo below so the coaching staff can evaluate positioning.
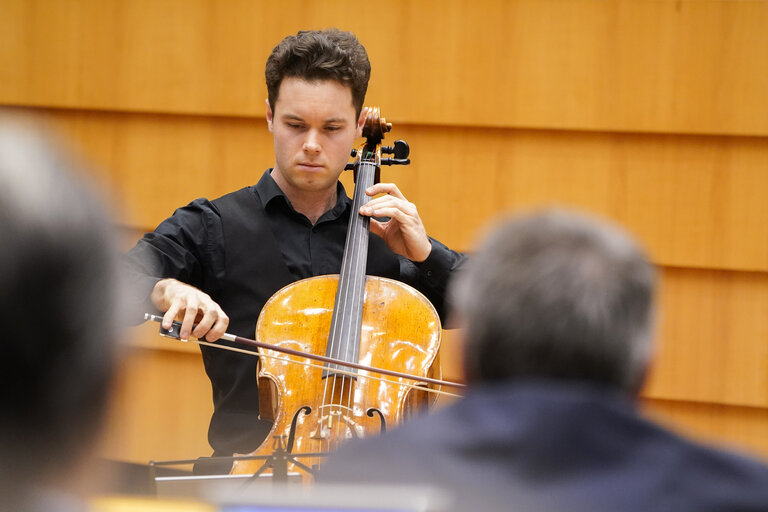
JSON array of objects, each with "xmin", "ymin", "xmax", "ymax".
[{"xmin": 426, "ymin": 270, "xmax": 433, "ymax": 277}]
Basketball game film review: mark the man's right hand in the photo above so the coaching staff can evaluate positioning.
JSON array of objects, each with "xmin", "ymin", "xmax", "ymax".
[{"xmin": 150, "ymin": 278, "xmax": 229, "ymax": 342}]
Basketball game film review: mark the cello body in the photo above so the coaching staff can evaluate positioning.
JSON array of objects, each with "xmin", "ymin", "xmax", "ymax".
[{"xmin": 230, "ymin": 275, "xmax": 441, "ymax": 479}]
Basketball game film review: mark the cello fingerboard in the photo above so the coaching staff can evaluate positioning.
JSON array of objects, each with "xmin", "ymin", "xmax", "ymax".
[{"xmin": 323, "ymin": 158, "xmax": 377, "ymax": 377}]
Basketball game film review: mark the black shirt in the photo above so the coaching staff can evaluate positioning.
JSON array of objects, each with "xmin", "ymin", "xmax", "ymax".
[
  {"xmin": 123, "ymin": 169, "xmax": 465, "ymax": 455},
  {"xmin": 125, "ymin": 169, "xmax": 465, "ymax": 322}
]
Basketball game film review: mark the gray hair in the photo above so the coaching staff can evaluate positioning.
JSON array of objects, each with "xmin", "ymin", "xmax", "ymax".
[
  {"xmin": 0, "ymin": 111, "xmax": 120, "ymax": 497},
  {"xmin": 451, "ymin": 209, "xmax": 656, "ymax": 393}
]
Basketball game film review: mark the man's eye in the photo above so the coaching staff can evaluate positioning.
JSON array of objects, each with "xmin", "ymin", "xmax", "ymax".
[{"xmin": 325, "ymin": 126, "xmax": 341, "ymax": 132}]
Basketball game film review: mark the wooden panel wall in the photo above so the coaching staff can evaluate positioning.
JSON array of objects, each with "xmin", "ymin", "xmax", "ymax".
[{"xmin": 2, "ymin": 0, "xmax": 767, "ymax": 464}]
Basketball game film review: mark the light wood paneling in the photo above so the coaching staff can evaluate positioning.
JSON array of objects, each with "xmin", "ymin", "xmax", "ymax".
[
  {"xmin": 100, "ymin": 323, "xmax": 212, "ymax": 464},
  {"xmin": 45, "ymin": 109, "xmax": 272, "ymax": 228},
  {"xmin": 400, "ymin": 127, "xmax": 768, "ymax": 273},
  {"xmin": 643, "ymin": 397, "xmax": 768, "ymax": 461},
  {"xmin": 43, "ymin": 109, "xmax": 768, "ymax": 272},
  {"xmin": 2, "ymin": 0, "xmax": 766, "ymax": 135},
  {"xmin": 645, "ymin": 267, "xmax": 768, "ymax": 408}
]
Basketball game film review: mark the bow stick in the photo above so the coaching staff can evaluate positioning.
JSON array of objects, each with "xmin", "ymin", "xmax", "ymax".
[{"xmin": 144, "ymin": 313, "xmax": 466, "ymax": 391}]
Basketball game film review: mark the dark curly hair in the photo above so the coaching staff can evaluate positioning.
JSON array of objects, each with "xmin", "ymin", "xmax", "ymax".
[{"xmin": 265, "ymin": 29, "xmax": 371, "ymax": 117}]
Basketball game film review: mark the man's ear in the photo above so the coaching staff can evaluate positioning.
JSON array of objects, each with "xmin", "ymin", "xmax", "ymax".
[
  {"xmin": 266, "ymin": 99, "xmax": 274, "ymax": 133},
  {"xmin": 356, "ymin": 107, "xmax": 367, "ymax": 138}
]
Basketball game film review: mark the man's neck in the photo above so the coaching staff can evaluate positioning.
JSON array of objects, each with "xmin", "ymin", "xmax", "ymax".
[
  {"xmin": 270, "ymin": 170, "xmax": 338, "ymax": 225},
  {"xmin": 290, "ymin": 189, "xmax": 338, "ymax": 225}
]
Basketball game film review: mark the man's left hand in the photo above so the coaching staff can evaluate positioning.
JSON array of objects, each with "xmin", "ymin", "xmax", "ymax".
[{"xmin": 359, "ymin": 182, "xmax": 432, "ymax": 263}]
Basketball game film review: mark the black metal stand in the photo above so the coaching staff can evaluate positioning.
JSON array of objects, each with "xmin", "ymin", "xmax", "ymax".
[{"xmin": 149, "ymin": 406, "xmax": 329, "ymax": 486}]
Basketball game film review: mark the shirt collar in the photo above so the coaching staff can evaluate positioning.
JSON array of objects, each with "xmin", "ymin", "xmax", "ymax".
[{"xmin": 254, "ymin": 169, "xmax": 351, "ymax": 220}]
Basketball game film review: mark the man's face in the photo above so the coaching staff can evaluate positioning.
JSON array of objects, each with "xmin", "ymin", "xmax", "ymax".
[{"xmin": 267, "ymin": 77, "xmax": 363, "ymax": 196}]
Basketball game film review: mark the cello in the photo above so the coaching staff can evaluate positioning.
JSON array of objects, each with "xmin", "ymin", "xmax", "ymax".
[{"xmin": 225, "ymin": 107, "xmax": 443, "ymax": 480}]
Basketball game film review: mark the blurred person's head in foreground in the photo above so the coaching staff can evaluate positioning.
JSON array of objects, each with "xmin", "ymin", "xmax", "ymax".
[
  {"xmin": 452, "ymin": 208, "xmax": 655, "ymax": 394},
  {"xmin": 0, "ymin": 111, "xmax": 120, "ymax": 510}
]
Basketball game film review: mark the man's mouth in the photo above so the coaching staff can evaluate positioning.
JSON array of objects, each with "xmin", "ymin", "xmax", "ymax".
[{"xmin": 297, "ymin": 162, "xmax": 324, "ymax": 170}]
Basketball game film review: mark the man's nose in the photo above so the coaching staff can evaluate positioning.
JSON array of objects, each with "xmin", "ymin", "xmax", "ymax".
[{"xmin": 302, "ymin": 131, "xmax": 321, "ymax": 154}]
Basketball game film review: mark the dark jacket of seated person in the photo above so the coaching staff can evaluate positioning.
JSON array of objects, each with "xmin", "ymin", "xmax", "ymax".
[{"xmin": 319, "ymin": 209, "xmax": 768, "ymax": 512}]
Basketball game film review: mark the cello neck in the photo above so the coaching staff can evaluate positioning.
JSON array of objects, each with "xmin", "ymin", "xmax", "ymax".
[{"xmin": 323, "ymin": 158, "xmax": 377, "ymax": 376}]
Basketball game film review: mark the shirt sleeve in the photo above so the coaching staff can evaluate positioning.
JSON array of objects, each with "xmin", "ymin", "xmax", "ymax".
[
  {"xmin": 398, "ymin": 237, "xmax": 467, "ymax": 326},
  {"xmin": 121, "ymin": 198, "xmax": 225, "ymax": 323}
]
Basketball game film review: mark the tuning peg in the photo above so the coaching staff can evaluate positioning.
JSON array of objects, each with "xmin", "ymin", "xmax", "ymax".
[
  {"xmin": 381, "ymin": 158, "xmax": 411, "ymax": 166},
  {"xmin": 393, "ymin": 140, "xmax": 409, "ymax": 159},
  {"xmin": 381, "ymin": 140, "xmax": 409, "ymax": 160}
]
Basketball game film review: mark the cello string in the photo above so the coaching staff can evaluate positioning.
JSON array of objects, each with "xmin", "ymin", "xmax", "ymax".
[
  {"xmin": 346, "ymin": 161, "xmax": 372, "ymax": 424},
  {"xmin": 190, "ymin": 338, "xmax": 462, "ymax": 399},
  {"xmin": 322, "ymin": 157, "xmax": 369, "ymax": 449},
  {"xmin": 343, "ymin": 176, "xmax": 360, "ymax": 424},
  {"xmin": 337, "ymin": 159, "xmax": 367, "ymax": 440},
  {"xmin": 323, "ymin": 159, "xmax": 366, "ymax": 445}
]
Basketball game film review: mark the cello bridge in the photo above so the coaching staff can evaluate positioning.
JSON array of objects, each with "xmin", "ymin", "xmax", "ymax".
[{"xmin": 309, "ymin": 404, "xmax": 364, "ymax": 440}]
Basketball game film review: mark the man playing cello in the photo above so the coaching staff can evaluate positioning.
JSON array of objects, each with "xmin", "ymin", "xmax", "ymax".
[{"xmin": 124, "ymin": 29, "xmax": 464, "ymax": 466}]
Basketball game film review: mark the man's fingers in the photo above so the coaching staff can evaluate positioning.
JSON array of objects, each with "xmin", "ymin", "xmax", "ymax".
[
  {"xmin": 180, "ymin": 301, "xmax": 199, "ymax": 340},
  {"xmin": 361, "ymin": 201, "xmax": 417, "ymax": 227},
  {"xmin": 368, "ymin": 217, "xmax": 385, "ymax": 235},
  {"xmin": 365, "ymin": 206, "xmax": 408, "ymax": 224},
  {"xmin": 366, "ymin": 182, "xmax": 405, "ymax": 199},
  {"xmin": 162, "ymin": 301, "xmax": 181, "ymax": 330},
  {"xmin": 360, "ymin": 197, "xmax": 416, "ymax": 218},
  {"xmin": 152, "ymin": 279, "xmax": 229, "ymax": 341},
  {"xmin": 206, "ymin": 311, "xmax": 230, "ymax": 342},
  {"xmin": 192, "ymin": 308, "xmax": 217, "ymax": 339}
]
